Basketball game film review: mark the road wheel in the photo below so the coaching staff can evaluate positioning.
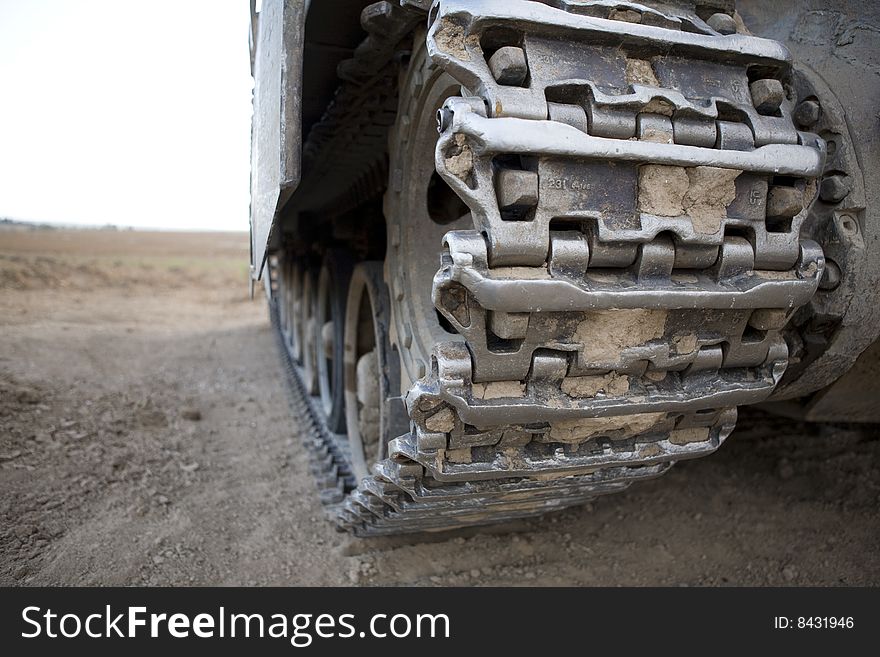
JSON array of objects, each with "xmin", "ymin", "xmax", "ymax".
[
  {"xmin": 384, "ymin": 33, "xmax": 471, "ymax": 391},
  {"xmin": 343, "ymin": 262, "xmax": 396, "ymax": 481}
]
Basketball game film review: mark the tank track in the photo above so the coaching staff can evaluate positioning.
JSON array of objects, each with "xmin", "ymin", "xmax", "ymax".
[
  {"xmin": 272, "ymin": 301, "xmax": 668, "ymax": 535},
  {"xmin": 275, "ymin": 0, "xmax": 826, "ymax": 536}
]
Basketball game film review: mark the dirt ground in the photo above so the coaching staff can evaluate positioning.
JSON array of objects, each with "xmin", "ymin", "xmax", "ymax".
[{"xmin": 1, "ymin": 226, "xmax": 878, "ymax": 586}]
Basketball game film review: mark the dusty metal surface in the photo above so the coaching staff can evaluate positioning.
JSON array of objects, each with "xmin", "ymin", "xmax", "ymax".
[
  {"xmin": 256, "ymin": 0, "xmax": 879, "ymax": 534},
  {"xmin": 250, "ymin": 0, "xmax": 306, "ymax": 279},
  {"xmin": 738, "ymin": 0, "xmax": 880, "ymax": 413},
  {"xmin": 413, "ymin": 0, "xmax": 825, "ymax": 505}
]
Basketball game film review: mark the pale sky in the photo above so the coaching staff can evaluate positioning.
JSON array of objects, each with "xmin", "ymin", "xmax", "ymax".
[{"xmin": 0, "ymin": 0, "xmax": 254, "ymax": 231}]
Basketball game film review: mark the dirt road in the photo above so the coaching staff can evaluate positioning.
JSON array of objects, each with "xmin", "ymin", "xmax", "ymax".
[{"xmin": 2, "ymin": 227, "xmax": 878, "ymax": 586}]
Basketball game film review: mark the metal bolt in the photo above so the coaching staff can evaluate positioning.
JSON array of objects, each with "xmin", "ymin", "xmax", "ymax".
[
  {"xmin": 793, "ymin": 99, "xmax": 820, "ymax": 128},
  {"xmin": 819, "ymin": 259, "xmax": 841, "ymax": 291},
  {"xmin": 838, "ymin": 213, "xmax": 859, "ymax": 235},
  {"xmin": 766, "ymin": 186, "xmax": 803, "ymax": 218},
  {"xmin": 488, "ymin": 46, "xmax": 528, "ymax": 86},
  {"xmin": 707, "ymin": 12, "xmax": 737, "ymax": 35},
  {"xmin": 749, "ymin": 79, "xmax": 784, "ymax": 114},
  {"xmin": 819, "ymin": 175, "xmax": 850, "ymax": 203},
  {"xmin": 496, "ymin": 168, "xmax": 538, "ymax": 208}
]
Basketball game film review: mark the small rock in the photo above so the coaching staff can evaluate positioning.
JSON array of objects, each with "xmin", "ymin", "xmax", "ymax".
[
  {"xmin": 782, "ymin": 564, "xmax": 797, "ymax": 581},
  {"xmin": 524, "ymin": 571, "xmax": 536, "ymax": 580},
  {"xmin": 15, "ymin": 387, "xmax": 41, "ymax": 404},
  {"xmin": 152, "ymin": 555, "xmax": 165, "ymax": 565},
  {"xmin": 429, "ymin": 576, "xmax": 442, "ymax": 584},
  {"xmin": 470, "ymin": 569, "xmax": 481, "ymax": 579},
  {"xmin": 181, "ymin": 407, "xmax": 202, "ymax": 422}
]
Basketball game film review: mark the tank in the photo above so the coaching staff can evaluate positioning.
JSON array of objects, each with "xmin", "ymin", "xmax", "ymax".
[{"xmin": 248, "ymin": 0, "xmax": 880, "ymax": 535}]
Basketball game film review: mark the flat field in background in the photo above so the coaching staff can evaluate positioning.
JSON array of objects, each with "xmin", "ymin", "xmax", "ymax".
[{"xmin": 1, "ymin": 226, "xmax": 878, "ymax": 585}]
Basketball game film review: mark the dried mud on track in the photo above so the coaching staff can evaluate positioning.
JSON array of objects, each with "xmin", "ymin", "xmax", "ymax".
[{"xmin": 1, "ymin": 227, "xmax": 878, "ymax": 586}]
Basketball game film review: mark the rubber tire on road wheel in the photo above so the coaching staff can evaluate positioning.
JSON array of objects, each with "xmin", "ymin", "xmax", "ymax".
[
  {"xmin": 301, "ymin": 266, "xmax": 320, "ymax": 396},
  {"xmin": 289, "ymin": 260, "xmax": 304, "ymax": 363},
  {"xmin": 278, "ymin": 257, "xmax": 291, "ymax": 347},
  {"xmin": 343, "ymin": 261, "xmax": 396, "ymax": 481},
  {"xmin": 315, "ymin": 249, "xmax": 354, "ymax": 434}
]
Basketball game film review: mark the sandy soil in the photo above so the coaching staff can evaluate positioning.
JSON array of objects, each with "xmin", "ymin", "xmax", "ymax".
[{"xmin": 1, "ymin": 226, "xmax": 878, "ymax": 586}]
